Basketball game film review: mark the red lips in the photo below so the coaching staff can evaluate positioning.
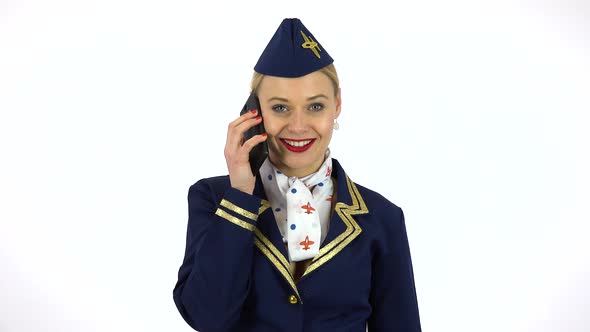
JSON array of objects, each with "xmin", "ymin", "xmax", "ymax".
[{"xmin": 280, "ymin": 138, "xmax": 316, "ymax": 153}]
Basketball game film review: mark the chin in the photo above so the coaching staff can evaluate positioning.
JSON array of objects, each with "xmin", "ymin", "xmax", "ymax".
[
  {"xmin": 277, "ymin": 153, "xmax": 324, "ymax": 175},
  {"xmin": 269, "ymin": 140, "xmax": 327, "ymax": 172}
]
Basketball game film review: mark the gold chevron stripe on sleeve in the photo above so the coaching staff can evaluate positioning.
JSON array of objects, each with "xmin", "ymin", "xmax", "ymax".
[
  {"xmin": 215, "ymin": 208, "xmax": 255, "ymax": 232},
  {"xmin": 259, "ymin": 200, "xmax": 272, "ymax": 215},
  {"xmin": 220, "ymin": 199, "xmax": 258, "ymax": 221}
]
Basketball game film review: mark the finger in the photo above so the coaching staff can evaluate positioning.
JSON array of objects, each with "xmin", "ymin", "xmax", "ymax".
[
  {"xmin": 240, "ymin": 133, "xmax": 268, "ymax": 155},
  {"xmin": 227, "ymin": 115, "xmax": 263, "ymax": 149},
  {"xmin": 226, "ymin": 109, "xmax": 259, "ymax": 146},
  {"xmin": 228, "ymin": 109, "xmax": 259, "ymax": 129},
  {"xmin": 225, "ymin": 132, "xmax": 266, "ymax": 168}
]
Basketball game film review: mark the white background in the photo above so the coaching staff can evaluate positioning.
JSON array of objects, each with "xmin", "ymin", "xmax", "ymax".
[{"xmin": 1, "ymin": 0, "xmax": 589, "ymax": 331}]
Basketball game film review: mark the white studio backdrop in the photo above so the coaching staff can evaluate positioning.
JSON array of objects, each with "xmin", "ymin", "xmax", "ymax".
[{"xmin": 1, "ymin": 0, "xmax": 589, "ymax": 331}]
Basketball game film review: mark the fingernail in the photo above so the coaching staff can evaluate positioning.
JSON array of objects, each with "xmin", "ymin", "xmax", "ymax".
[
  {"xmin": 255, "ymin": 116, "xmax": 261, "ymax": 120},
  {"xmin": 250, "ymin": 109, "xmax": 257, "ymax": 114},
  {"xmin": 261, "ymin": 133, "xmax": 267, "ymax": 137}
]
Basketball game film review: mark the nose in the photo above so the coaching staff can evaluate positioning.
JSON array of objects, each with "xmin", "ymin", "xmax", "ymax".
[{"xmin": 287, "ymin": 109, "xmax": 309, "ymax": 134}]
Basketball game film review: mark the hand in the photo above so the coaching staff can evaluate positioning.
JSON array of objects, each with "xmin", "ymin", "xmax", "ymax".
[{"xmin": 224, "ymin": 109, "xmax": 268, "ymax": 194}]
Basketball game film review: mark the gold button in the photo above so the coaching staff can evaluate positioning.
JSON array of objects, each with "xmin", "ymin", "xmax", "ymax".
[{"xmin": 289, "ymin": 295, "xmax": 298, "ymax": 304}]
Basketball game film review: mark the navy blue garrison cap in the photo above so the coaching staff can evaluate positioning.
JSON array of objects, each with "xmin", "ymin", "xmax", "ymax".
[{"xmin": 254, "ymin": 18, "xmax": 334, "ymax": 78}]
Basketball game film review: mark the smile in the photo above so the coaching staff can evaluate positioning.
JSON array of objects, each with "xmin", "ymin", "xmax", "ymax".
[{"xmin": 280, "ymin": 138, "xmax": 316, "ymax": 152}]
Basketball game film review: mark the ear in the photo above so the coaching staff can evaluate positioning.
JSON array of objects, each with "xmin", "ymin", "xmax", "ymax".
[{"xmin": 335, "ymin": 87, "xmax": 342, "ymax": 119}]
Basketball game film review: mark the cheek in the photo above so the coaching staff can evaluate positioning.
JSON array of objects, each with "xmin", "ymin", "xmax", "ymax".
[
  {"xmin": 262, "ymin": 118, "xmax": 279, "ymax": 135},
  {"xmin": 316, "ymin": 120, "xmax": 335, "ymax": 137}
]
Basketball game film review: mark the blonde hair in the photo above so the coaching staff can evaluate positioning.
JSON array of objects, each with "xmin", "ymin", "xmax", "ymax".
[{"xmin": 250, "ymin": 64, "xmax": 340, "ymax": 96}]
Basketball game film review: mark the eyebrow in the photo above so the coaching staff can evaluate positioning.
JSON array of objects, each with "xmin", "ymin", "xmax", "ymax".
[{"xmin": 267, "ymin": 94, "xmax": 329, "ymax": 103}]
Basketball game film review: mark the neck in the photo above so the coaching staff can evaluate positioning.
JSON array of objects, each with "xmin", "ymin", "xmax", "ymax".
[
  {"xmin": 269, "ymin": 158, "xmax": 325, "ymax": 178},
  {"xmin": 269, "ymin": 150, "xmax": 331, "ymax": 178}
]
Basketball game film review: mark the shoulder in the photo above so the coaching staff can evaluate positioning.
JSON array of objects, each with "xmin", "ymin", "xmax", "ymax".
[
  {"xmin": 189, "ymin": 175, "xmax": 231, "ymax": 192},
  {"xmin": 187, "ymin": 175, "xmax": 231, "ymax": 203},
  {"xmin": 355, "ymin": 182, "xmax": 403, "ymax": 217},
  {"xmin": 353, "ymin": 181, "xmax": 405, "ymax": 231},
  {"xmin": 352, "ymin": 181, "xmax": 409, "ymax": 255}
]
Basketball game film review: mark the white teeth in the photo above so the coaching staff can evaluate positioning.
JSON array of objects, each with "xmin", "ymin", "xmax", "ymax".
[{"xmin": 285, "ymin": 140, "xmax": 312, "ymax": 147}]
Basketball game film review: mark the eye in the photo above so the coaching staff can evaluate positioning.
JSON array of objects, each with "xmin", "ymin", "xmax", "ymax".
[
  {"xmin": 309, "ymin": 103, "xmax": 324, "ymax": 112},
  {"xmin": 272, "ymin": 104, "xmax": 288, "ymax": 113}
]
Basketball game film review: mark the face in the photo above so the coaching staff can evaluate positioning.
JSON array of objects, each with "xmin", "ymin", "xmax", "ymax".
[{"xmin": 257, "ymin": 70, "xmax": 341, "ymax": 178}]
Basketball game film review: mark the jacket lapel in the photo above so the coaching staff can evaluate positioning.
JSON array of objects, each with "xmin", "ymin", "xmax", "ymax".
[
  {"xmin": 251, "ymin": 176, "xmax": 301, "ymax": 299},
  {"xmin": 302, "ymin": 158, "xmax": 369, "ymax": 278},
  {"xmin": 249, "ymin": 158, "xmax": 370, "ymax": 294}
]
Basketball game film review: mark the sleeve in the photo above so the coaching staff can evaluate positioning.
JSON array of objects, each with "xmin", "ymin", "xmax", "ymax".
[
  {"xmin": 172, "ymin": 179, "xmax": 262, "ymax": 332},
  {"xmin": 368, "ymin": 208, "xmax": 422, "ymax": 332}
]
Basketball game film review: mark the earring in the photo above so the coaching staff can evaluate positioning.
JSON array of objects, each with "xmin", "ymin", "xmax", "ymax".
[{"xmin": 333, "ymin": 119, "xmax": 339, "ymax": 130}]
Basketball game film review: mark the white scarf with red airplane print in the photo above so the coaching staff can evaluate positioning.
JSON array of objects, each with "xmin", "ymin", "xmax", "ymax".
[{"xmin": 260, "ymin": 151, "xmax": 334, "ymax": 262}]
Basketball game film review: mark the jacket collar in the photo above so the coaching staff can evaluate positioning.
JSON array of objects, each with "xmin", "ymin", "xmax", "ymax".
[{"xmin": 251, "ymin": 158, "xmax": 369, "ymax": 288}]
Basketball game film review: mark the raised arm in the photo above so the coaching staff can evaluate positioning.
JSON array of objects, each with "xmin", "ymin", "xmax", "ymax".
[
  {"xmin": 173, "ymin": 180, "xmax": 262, "ymax": 331},
  {"xmin": 173, "ymin": 108, "xmax": 268, "ymax": 331}
]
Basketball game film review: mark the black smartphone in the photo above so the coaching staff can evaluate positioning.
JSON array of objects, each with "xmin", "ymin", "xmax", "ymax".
[{"xmin": 239, "ymin": 93, "xmax": 269, "ymax": 175}]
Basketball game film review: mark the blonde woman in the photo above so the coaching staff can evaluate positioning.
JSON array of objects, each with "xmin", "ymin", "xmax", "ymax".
[{"xmin": 173, "ymin": 18, "xmax": 422, "ymax": 332}]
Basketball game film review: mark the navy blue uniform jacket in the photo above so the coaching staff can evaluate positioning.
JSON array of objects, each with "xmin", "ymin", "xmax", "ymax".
[{"xmin": 173, "ymin": 159, "xmax": 421, "ymax": 331}]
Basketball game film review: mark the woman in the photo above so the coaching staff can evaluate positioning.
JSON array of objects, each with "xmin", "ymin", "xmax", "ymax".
[{"xmin": 173, "ymin": 18, "xmax": 422, "ymax": 332}]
